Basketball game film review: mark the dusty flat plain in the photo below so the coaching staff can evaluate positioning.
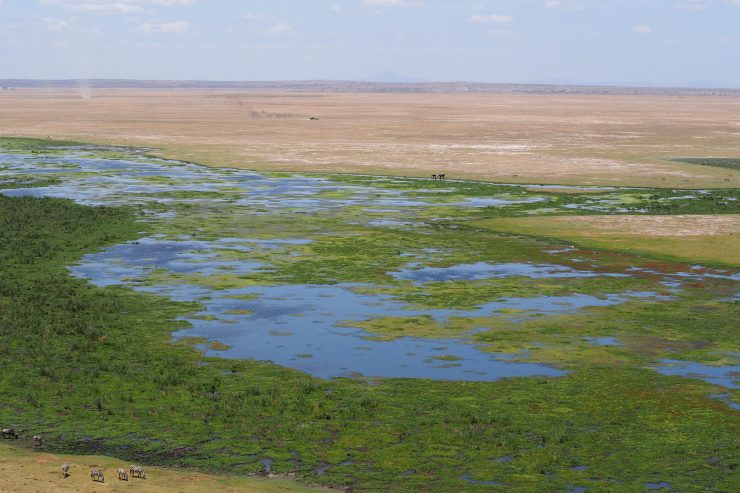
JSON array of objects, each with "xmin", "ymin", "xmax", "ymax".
[{"xmin": 1, "ymin": 89, "xmax": 739, "ymax": 188}]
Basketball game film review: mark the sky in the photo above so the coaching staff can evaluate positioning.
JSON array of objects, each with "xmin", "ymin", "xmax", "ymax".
[{"xmin": 1, "ymin": 0, "xmax": 739, "ymax": 87}]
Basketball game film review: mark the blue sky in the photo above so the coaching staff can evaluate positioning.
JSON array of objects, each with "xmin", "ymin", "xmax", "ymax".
[{"xmin": 1, "ymin": 0, "xmax": 739, "ymax": 86}]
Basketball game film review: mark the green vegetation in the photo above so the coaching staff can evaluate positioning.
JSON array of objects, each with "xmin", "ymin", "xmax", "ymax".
[
  {"xmin": 672, "ymin": 158, "xmax": 740, "ymax": 171},
  {"xmin": 0, "ymin": 138, "xmax": 738, "ymax": 492},
  {"xmin": 0, "ymin": 193, "xmax": 737, "ymax": 492}
]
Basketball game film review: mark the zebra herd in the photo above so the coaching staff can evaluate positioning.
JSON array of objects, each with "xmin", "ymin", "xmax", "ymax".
[
  {"xmin": 3, "ymin": 427, "xmax": 147, "ymax": 483},
  {"xmin": 86, "ymin": 464, "xmax": 146, "ymax": 482}
]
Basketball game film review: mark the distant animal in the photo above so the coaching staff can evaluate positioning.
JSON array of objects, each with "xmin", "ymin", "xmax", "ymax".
[
  {"xmin": 61, "ymin": 463, "xmax": 69, "ymax": 478},
  {"xmin": 90, "ymin": 468, "xmax": 104, "ymax": 482},
  {"xmin": 32, "ymin": 435, "xmax": 43, "ymax": 447},
  {"xmin": 431, "ymin": 174, "xmax": 437, "ymax": 180},
  {"xmin": 117, "ymin": 468, "xmax": 129, "ymax": 481},
  {"xmin": 437, "ymin": 173, "xmax": 446, "ymax": 181},
  {"xmin": 309, "ymin": 116, "xmax": 320, "ymax": 120},
  {"xmin": 1, "ymin": 428, "xmax": 18, "ymax": 439},
  {"xmin": 130, "ymin": 465, "xmax": 146, "ymax": 478}
]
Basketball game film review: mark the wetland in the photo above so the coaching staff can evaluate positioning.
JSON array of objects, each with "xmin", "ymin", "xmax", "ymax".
[{"xmin": 0, "ymin": 137, "xmax": 738, "ymax": 492}]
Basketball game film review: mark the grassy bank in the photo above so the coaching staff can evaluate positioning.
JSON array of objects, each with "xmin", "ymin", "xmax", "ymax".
[{"xmin": 475, "ymin": 215, "xmax": 740, "ymax": 266}]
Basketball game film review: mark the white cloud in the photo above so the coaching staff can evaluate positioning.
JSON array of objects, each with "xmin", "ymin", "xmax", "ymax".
[
  {"xmin": 631, "ymin": 25, "xmax": 652, "ymax": 34},
  {"xmin": 544, "ymin": 0, "xmax": 585, "ymax": 10},
  {"xmin": 62, "ymin": 2, "xmax": 144, "ymax": 14},
  {"xmin": 152, "ymin": 0, "xmax": 194, "ymax": 5},
  {"xmin": 39, "ymin": 0, "xmax": 195, "ymax": 13},
  {"xmin": 675, "ymin": 0, "xmax": 709, "ymax": 10},
  {"xmin": 42, "ymin": 16, "xmax": 69, "ymax": 30},
  {"xmin": 269, "ymin": 21, "xmax": 291, "ymax": 35},
  {"xmin": 138, "ymin": 19, "xmax": 190, "ymax": 32},
  {"xmin": 362, "ymin": 0, "xmax": 423, "ymax": 7},
  {"xmin": 331, "ymin": 3, "xmax": 343, "ymax": 12},
  {"xmin": 243, "ymin": 12, "xmax": 267, "ymax": 20},
  {"xmin": 469, "ymin": 14, "xmax": 513, "ymax": 23}
]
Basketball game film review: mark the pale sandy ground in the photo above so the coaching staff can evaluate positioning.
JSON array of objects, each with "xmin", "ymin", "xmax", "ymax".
[
  {"xmin": 0, "ymin": 445, "xmax": 327, "ymax": 493},
  {"xmin": 1, "ymin": 89, "xmax": 739, "ymax": 188},
  {"xmin": 477, "ymin": 214, "xmax": 740, "ymax": 265},
  {"xmin": 557, "ymin": 214, "xmax": 740, "ymax": 236}
]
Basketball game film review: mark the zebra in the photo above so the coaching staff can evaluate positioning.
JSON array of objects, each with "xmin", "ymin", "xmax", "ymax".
[
  {"xmin": 90, "ymin": 468, "xmax": 104, "ymax": 482},
  {"xmin": 437, "ymin": 173, "xmax": 446, "ymax": 181},
  {"xmin": 61, "ymin": 463, "xmax": 69, "ymax": 478},
  {"xmin": 117, "ymin": 468, "xmax": 129, "ymax": 481},
  {"xmin": 32, "ymin": 435, "xmax": 43, "ymax": 447},
  {"xmin": 1, "ymin": 428, "xmax": 18, "ymax": 439},
  {"xmin": 130, "ymin": 465, "xmax": 146, "ymax": 478}
]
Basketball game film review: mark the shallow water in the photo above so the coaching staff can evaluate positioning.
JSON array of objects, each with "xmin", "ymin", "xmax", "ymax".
[
  {"xmin": 2, "ymin": 147, "xmax": 737, "ymax": 383},
  {"xmin": 391, "ymin": 261, "xmax": 628, "ymax": 283},
  {"xmin": 585, "ymin": 337, "xmax": 622, "ymax": 347},
  {"xmin": 655, "ymin": 360, "xmax": 739, "ymax": 389},
  {"xmin": 645, "ymin": 482, "xmax": 671, "ymax": 490}
]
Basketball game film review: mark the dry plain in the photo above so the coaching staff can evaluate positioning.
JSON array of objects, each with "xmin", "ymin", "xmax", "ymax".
[
  {"xmin": 1, "ymin": 89, "xmax": 739, "ymax": 188},
  {"xmin": 0, "ymin": 445, "xmax": 326, "ymax": 493}
]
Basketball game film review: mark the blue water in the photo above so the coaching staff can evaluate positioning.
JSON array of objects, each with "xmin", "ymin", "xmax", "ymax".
[
  {"xmin": 2, "ymin": 147, "xmax": 736, "ymax": 382},
  {"xmin": 645, "ymin": 482, "xmax": 671, "ymax": 490},
  {"xmin": 390, "ymin": 261, "xmax": 628, "ymax": 283},
  {"xmin": 655, "ymin": 360, "xmax": 739, "ymax": 389}
]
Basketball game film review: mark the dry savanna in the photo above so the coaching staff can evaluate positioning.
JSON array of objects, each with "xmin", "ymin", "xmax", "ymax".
[
  {"xmin": 1, "ymin": 89, "xmax": 739, "ymax": 189},
  {"xmin": 0, "ymin": 445, "xmax": 326, "ymax": 493},
  {"xmin": 477, "ymin": 214, "xmax": 740, "ymax": 265}
]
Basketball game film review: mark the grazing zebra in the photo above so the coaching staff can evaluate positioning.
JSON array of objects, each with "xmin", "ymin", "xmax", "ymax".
[
  {"xmin": 61, "ymin": 463, "xmax": 69, "ymax": 478},
  {"xmin": 1, "ymin": 428, "xmax": 18, "ymax": 439},
  {"xmin": 90, "ymin": 468, "xmax": 104, "ymax": 482},
  {"xmin": 32, "ymin": 435, "xmax": 43, "ymax": 447},
  {"xmin": 117, "ymin": 468, "xmax": 129, "ymax": 481},
  {"xmin": 130, "ymin": 465, "xmax": 146, "ymax": 478}
]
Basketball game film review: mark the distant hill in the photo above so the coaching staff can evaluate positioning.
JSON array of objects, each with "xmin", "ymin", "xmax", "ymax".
[
  {"xmin": 360, "ymin": 72, "xmax": 429, "ymax": 83},
  {"xmin": 1, "ymin": 79, "xmax": 739, "ymax": 96}
]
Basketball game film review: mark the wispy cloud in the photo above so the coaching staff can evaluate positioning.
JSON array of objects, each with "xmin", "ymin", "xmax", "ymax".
[
  {"xmin": 42, "ymin": 16, "xmax": 69, "ymax": 30},
  {"xmin": 138, "ymin": 19, "xmax": 190, "ymax": 32},
  {"xmin": 269, "ymin": 21, "xmax": 291, "ymax": 35},
  {"xmin": 469, "ymin": 14, "xmax": 513, "ymax": 23},
  {"xmin": 631, "ymin": 25, "xmax": 652, "ymax": 34},
  {"xmin": 362, "ymin": 0, "xmax": 423, "ymax": 7},
  {"xmin": 243, "ymin": 12, "xmax": 268, "ymax": 21},
  {"xmin": 72, "ymin": 2, "xmax": 142, "ymax": 13},
  {"xmin": 151, "ymin": 0, "xmax": 195, "ymax": 5}
]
